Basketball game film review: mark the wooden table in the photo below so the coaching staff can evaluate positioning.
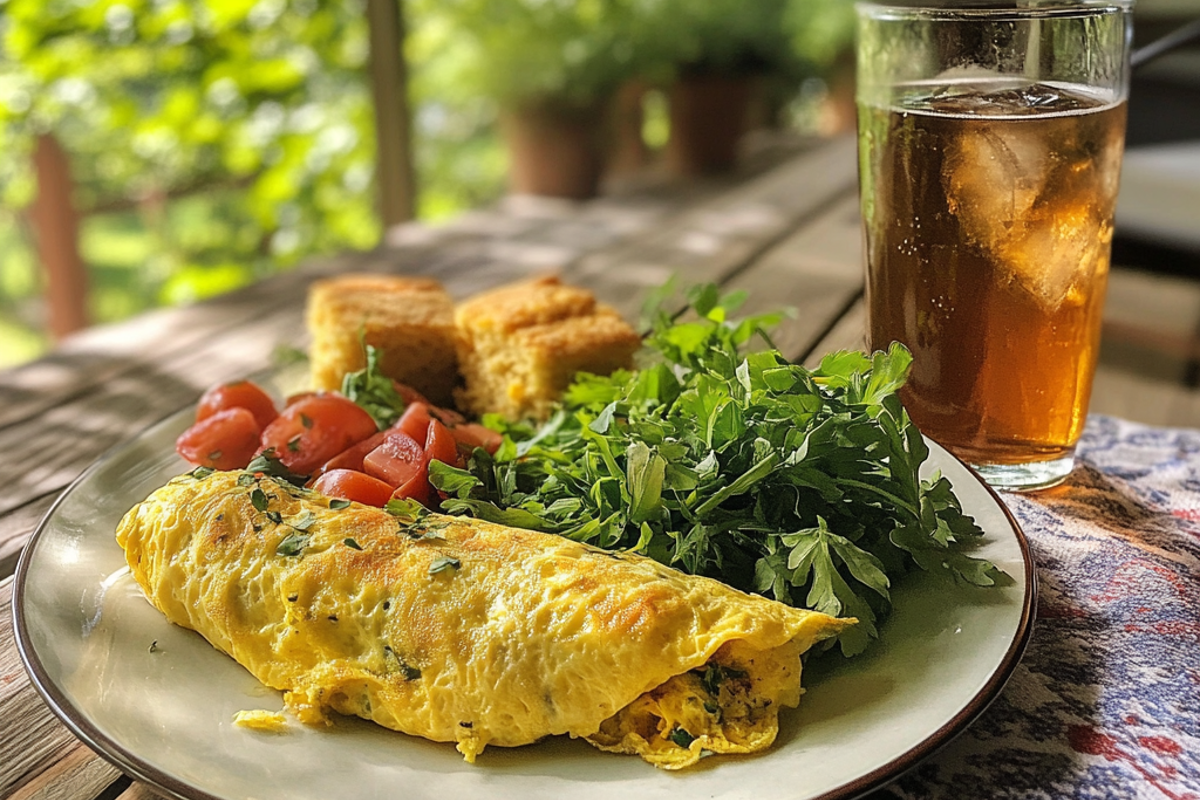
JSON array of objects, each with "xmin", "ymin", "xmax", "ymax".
[{"xmin": 0, "ymin": 135, "xmax": 868, "ymax": 800}]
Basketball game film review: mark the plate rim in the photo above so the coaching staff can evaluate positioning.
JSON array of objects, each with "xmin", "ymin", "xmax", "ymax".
[{"xmin": 13, "ymin": 420, "xmax": 1037, "ymax": 800}]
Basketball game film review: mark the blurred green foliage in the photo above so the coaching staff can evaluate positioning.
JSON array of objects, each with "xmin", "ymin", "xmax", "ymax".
[{"xmin": 0, "ymin": 0, "xmax": 853, "ymax": 369}]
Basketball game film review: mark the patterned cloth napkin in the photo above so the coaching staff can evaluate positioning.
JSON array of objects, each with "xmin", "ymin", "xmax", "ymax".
[{"xmin": 875, "ymin": 415, "xmax": 1200, "ymax": 800}]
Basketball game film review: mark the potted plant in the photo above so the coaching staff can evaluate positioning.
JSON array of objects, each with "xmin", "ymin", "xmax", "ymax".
[
  {"xmin": 636, "ymin": 0, "xmax": 793, "ymax": 175},
  {"xmin": 634, "ymin": 0, "xmax": 855, "ymax": 176},
  {"xmin": 416, "ymin": 0, "xmax": 641, "ymax": 199}
]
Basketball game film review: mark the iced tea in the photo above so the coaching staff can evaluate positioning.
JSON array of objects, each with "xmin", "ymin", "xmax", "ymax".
[{"xmin": 859, "ymin": 81, "xmax": 1127, "ymax": 475}]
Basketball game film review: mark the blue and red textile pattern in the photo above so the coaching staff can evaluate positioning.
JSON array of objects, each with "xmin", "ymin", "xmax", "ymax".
[{"xmin": 875, "ymin": 415, "xmax": 1200, "ymax": 800}]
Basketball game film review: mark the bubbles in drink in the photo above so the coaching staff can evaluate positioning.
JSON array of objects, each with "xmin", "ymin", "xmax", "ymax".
[
  {"xmin": 859, "ymin": 79, "xmax": 1127, "ymax": 462},
  {"xmin": 929, "ymin": 82, "xmax": 1120, "ymax": 310}
]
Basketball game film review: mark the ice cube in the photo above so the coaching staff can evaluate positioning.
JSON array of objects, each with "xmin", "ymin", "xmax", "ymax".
[
  {"xmin": 942, "ymin": 123, "xmax": 1048, "ymax": 248},
  {"xmin": 942, "ymin": 123, "xmax": 1103, "ymax": 309},
  {"xmin": 994, "ymin": 203, "xmax": 1105, "ymax": 308}
]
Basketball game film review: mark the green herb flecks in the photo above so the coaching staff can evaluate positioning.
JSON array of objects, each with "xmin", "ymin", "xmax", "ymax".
[
  {"xmin": 696, "ymin": 663, "xmax": 747, "ymax": 697},
  {"xmin": 431, "ymin": 284, "xmax": 1005, "ymax": 657},
  {"xmin": 246, "ymin": 450, "xmax": 308, "ymax": 487},
  {"xmin": 276, "ymin": 532, "xmax": 310, "ymax": 557},
  {"xmin": 343, "ymin": 538, "xmax": 363, "ymax": 550},
  {"xmin": 429, "ymin": 556, "xmax": 460, "ymax": 575},
  {"xmin": 188, "ymin": 466, "xmax": 216, "ymax": 480},
  {"xmin": 668, "ymin": 727, "xmax": 696, "ymax": 749},
  {"xmin": 342, "ymin": 344, "xmax": 408, "ymax": 429},
  {"xmin": 287, "ymin": 511, "xmax": 317, "ymax": 531},
  {"xmin": 385, "ymin": 498, "xmax": 425, "ymax": 521},
  {"xmin": 329, "ymin": 498, "xmax": 352, "ymax": 510},
  {"xmin": 384, "ymin": 645, "xmax": 421, "ymax": 680}
]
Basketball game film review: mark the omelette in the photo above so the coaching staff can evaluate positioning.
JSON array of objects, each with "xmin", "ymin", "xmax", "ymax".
[{"xmin": 116, "ymin": 469, "xmax": 853, "ymax": 769}]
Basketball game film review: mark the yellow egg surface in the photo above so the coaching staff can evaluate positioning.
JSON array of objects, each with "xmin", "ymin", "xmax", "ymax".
[{"xmin": 116, "ymin": 470, "xmax": 853, "ymax": 768}]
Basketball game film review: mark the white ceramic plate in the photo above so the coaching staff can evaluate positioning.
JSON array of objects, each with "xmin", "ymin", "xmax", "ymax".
[{"xmin": 14, "ymin": 404, "xmax": 1034, "ymax": 800}]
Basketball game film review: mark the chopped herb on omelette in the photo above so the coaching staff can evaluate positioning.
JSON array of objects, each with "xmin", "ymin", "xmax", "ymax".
[{"xmin": 116, "ymin": 469, "xmax": 853, "ymax": 768}]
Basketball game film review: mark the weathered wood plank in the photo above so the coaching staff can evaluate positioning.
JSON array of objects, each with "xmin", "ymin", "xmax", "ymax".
[
  {"xmin": 0, "ymin": 494, "xmax": 57, "ymax": 580},
  {"xmin": 803, "ymin": 299, "xmax": 868, "ymax": 369},
  {"xmin": 0, "ymin": 577, "xmax": 119, "ymax": 800},
  {"xmin": 0, "ymin": 140, "xmax": 791, "ymax": 434},
  {"xmin": 116, "ymin": 784, "xmax": 166, "ymax": 800},
  {"xmin": 722, "ymin": 193, "xmax": 863, "ymax": 363},
  {"xmin": 563, "ymin": 136, "xmax": 859, "ymax": 321},
  {"xmin": 6, "ymin": 745, "xmax": 120, "ymax": 800}
]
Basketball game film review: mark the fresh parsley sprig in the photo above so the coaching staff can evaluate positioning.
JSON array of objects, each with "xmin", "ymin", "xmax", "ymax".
[
  {"xmin": 341, "ymin": 344, "xmax": 408, "ymax": 429},
  {"xmin": 430, "ymin": 284, "xmax": 1005, "ymax": 656}
]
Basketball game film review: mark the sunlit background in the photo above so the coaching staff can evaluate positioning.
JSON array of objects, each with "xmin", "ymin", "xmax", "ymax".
[{"xmin": 0, "ymin": 0, "xmax": 856, "ymax": 369}]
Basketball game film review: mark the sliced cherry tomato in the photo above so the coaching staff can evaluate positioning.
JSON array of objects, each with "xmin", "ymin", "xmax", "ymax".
[
  {"xmin": 259, "ymin": 394, "xmax": 378, "ymax": 476},
  {"xmin": 284, "ymin": 391, "xmax": 318, "ymax": 407},
  {"xmin": 425, "ymin": 418, "xmax": 461, "ymax": 469},
  {"xmin": 394, "ymin": 402, "xmax": 432, "ymax": 443},
  {"xmin": 392, "ymin": 470, "xmax": 432, "ymax": 506},
  {"xmin": 176, "ymin": 408, "xmax": 261, "ymax": 471},
  {"xmin": 362, "ymin": 431, "xmax": 425, "ymax": 488},
  {"xmin": 428, "ymin": 404, "xmax": 466, "ymax": 428},
  {"xmin": 316, "ymin": 430, "xmax": 387, "ymax": 476},
  {"xmin": 392, "ymin": 381, "xmax": 430, "ymax": 407},
  {"xmin": 197, "ymin": 380, "xmax": 279, "ymax": 429},
  {"xmin": 451, "ymin": 423, "xmax": 503, "ymax": 456},
  {"xmin": 312, "ymin": 469, "xmax": 394, "ymax": 507}
]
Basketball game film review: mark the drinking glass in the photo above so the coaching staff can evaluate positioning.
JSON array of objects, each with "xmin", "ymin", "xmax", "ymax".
[{"xmin": 856, "ymin": 0, "xmax": 1133, "ymax": 490}]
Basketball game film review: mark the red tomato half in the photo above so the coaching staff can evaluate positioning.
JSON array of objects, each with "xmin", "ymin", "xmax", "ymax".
[
  {"xmin": 362, "ymin": 431, "xmax": 425, "ymax": 488},
  {"xmin": 394, "ymin": 402, "xmax": 432, "ymax": 443},
  {"xmin": 197, "ymin": 380, "xmax": 279, "ymax": 430},
  {"xmin": 317, "ymin": 431, "xmax": 387, "ymax": 476},
  {"xmin": 284, "ymin": 391, "xmax": 318, "ymax": 407},
  {"xmin": 392, "ymin": 471, "xmax": 432, "ymax": 506},
  {"xmin": 451, "ymin": 423, "xmax": 502, "ymax": 456},
  {"xmin": 312, "ymin": 469, "xmax": 394, "ymax": 507},
  {"xmin": 425, "ymin": 418, "xmax": 460, "ymax": 468},
  {"xmin": 392, "ymin": 381, "xmax": 429, "ymax": 407},
  {"xmin": 176, "ymin": 408, "xmax": 261, "ymax": 471},
  {"xmin": 428, "ymin": 404, "xmax": 466, "ymax": 428},
  {"xmin": 259, "ymin": 394, "xmax": 378, "ymax": 475}
]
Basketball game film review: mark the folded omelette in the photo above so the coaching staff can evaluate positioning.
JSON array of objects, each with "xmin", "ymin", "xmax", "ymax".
[{"xmin": 116, "ymin": 469, "xmax": 852, "ymax": 769}]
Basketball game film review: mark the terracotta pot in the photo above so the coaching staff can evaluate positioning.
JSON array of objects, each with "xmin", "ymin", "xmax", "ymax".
[
  {"xmin": 605, "ymin": 79, "xmax": 652, "ymax": 179},
  {"xmin": 665, "ymin": 73, "xmax": 757, "ymax": 176},
  {"xmin": 501, "ymin": 101, "xmax": 608, "ymax": 200}
]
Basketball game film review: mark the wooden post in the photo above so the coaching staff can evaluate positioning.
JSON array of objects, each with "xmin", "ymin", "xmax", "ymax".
[
  {"xmin": 366, "ymin": 0, "xmax": 416, "ymax": 228},
  {"xmin": 30, "ymin": 133, "xmax": 89, "ymax": 340}
]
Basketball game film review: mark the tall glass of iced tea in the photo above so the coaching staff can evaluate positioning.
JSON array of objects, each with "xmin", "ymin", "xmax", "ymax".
[{"xmin": 856, "ymin": 1, "xmax": 1132, "ymax": 490}]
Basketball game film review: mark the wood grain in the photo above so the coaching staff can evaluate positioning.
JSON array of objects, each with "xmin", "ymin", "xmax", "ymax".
[{"xmin": 0, "ymin": 578, "xmax": 118, "ymax": 800}]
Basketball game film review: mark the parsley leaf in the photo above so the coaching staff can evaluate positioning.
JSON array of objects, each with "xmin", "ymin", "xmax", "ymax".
[
  {"xmin": 245, "ymin": 450, "xmax": 308, "ymax": 486},
  {"xmin": 439, "ymin": 284, "xmax": 1005, "ymax": 657},
  {"xmin": 341, "ymin": 344, "xmax": 407, "ymax": 429},
  {"xmin": 276, "ymin": 532, "xmax": 310, "ymax": 557},
  {"xmin": 429, "ymin": 556, "xmax": 460, "ymax": 575}
]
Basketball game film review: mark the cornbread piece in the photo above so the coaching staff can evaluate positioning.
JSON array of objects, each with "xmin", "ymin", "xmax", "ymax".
[
  {"xmin": 454, "ymin": 276, "xmax": 641, "ymax": 421},
  {"xmin": 307, "ymin": 274, "xmax": 458, "ymax": 406}
]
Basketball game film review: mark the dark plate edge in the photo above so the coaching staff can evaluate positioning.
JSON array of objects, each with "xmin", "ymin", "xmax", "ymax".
[
  {"xmin": 815, "ymin": 452, "xmax": 1039, "ymax": 800},
  {"xmin": 12, "ymin": 429, "xmax": 1038, "ymax": 800}
]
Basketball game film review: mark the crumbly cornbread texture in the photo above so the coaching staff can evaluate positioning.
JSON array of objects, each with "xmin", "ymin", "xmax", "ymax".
[
  {"xmin": 307, "ymin": 274, "xmax": 459, "ymax": 406},
  {"xmin": 453, "ymin": 276, "xmax": 642, "ymax": 421}
]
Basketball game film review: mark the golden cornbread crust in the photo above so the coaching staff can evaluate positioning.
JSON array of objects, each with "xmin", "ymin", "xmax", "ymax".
[
  {"xmin": 307, "ymin": 273, "xmax": 459, "ymax": 406},
  {"xmin": 454, "ymin": 276, "xmax": 642, "ymax": 421}
]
